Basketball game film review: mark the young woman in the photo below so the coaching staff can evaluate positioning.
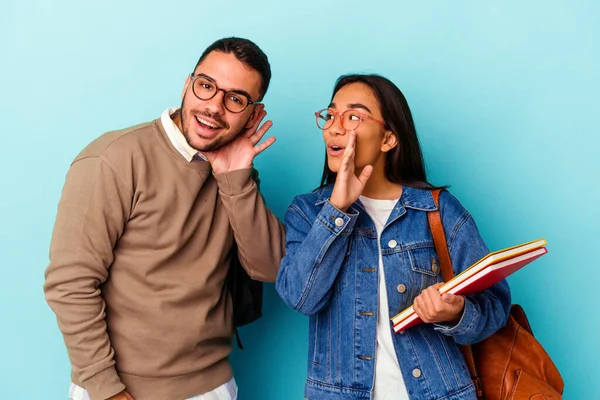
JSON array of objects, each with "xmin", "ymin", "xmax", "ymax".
[{"xmin": 275, "ymin": 74, "xmax": 511, "ymax": 400}]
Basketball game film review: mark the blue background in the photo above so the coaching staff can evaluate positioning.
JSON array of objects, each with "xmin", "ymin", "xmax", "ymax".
[{"xmin": 1, "ymin": 1, "xmax": 598, "ymax": 399}]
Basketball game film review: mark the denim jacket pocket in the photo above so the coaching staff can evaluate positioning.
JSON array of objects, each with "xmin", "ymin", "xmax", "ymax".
[{"xmin": 409, "ymin": 246, "xmax": 442, "ymax": 291}]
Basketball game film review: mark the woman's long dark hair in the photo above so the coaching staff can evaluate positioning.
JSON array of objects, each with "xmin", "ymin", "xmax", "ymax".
[{"xmin": 320, "ymin": 74, "xmax": 444, "ymax": 190}]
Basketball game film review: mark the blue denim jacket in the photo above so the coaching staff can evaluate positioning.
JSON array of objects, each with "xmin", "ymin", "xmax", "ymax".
[{"xmin": 276, "ymin": 185, "xmax": 511, "ymax": 400}]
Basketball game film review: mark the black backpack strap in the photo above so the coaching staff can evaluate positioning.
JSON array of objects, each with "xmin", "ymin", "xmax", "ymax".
[
  {"xmin": 227, "ymin": 167, "xmax": 263, "ymax": 350},
  {"xmin": 234, "ymin": 327, "xmax": 244, "ymax": 350}
]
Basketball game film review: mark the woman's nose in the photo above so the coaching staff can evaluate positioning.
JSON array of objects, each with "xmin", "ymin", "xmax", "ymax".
[{"xmin": 328, "ymin": 116, "xmax": 347, "ymax": 136}]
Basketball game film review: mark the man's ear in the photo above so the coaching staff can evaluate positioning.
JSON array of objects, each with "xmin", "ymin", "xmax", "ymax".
[
  {"xmin": 181, "ymin": 75, "xmax": 192, "ymax": 100},
  {"xmin": 245, "ymin": 103, "xmax": 265, "ymax": 129},
  {"xmin": 381, "ymin": 130, "xmax": 398, "ymax": 153}
]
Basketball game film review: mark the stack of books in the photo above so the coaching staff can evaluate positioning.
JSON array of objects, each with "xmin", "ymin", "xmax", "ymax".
[{"xmin": 391, "ymin": 239, "xmax": 548, "ymax": 333}]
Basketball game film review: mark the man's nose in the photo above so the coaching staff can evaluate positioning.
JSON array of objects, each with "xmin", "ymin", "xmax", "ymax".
[{"xmin": 203, "ymin": 89, "xmax": 226, "ymax": 115}]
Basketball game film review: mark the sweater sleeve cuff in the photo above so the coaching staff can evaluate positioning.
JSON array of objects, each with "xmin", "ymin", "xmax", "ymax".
[
  {"xmin": 83, "ymin": 366, "xmax": 125, "ymax": 400},
  {"xmin": 214, "ymin": 168, "xmax": 254, "ymax": 196}
]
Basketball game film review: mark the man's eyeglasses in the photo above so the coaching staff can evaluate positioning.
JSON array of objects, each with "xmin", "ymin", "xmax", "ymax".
[
  {"xmin": 315, "ymin": 109, "xmax": 386, "ymax": 131},
  {"xmin": 190, "ymin": 74, "xmax": 260, "ymax": 113}
]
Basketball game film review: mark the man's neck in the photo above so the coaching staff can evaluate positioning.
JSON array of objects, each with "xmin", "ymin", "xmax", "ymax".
[{"xmin": 171, "ymin": 108, "xmax": 183, "ymax": 132}]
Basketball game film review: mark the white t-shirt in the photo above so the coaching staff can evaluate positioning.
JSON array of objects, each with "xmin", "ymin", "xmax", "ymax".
[{"xmin": 359, "ymin": 196, "xmax": 409, "ymax": 400}]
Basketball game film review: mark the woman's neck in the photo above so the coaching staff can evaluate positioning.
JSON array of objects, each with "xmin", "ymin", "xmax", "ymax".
[{"xmin": 361, "ymin": 168, "xmax": 402, "ymax": 200}]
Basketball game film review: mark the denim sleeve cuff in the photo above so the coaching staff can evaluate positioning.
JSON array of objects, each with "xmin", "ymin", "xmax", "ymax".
[
  {"xmin": 433, "ymin": 297, "xmax": 478, "ymax": 336},
  {"xmin": 316, "ymin": 200, "xmax": 358, "ymax": 235}
]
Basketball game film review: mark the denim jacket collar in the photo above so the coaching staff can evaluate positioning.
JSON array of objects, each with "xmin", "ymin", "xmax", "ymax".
[{"xmin": 314, "ymin": 184, "xmax": 438, "ymax": 212}]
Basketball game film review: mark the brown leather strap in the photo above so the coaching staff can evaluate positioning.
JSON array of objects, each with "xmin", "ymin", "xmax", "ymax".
[
  {"xmin": 510, "ymin": 304, "xmax": 533, "ymax": 335},
  {"xmin": 428, "ymin": 189, "xmax": 483, "ymax": 399},
  {"xmin": 428, "ymin": 190, "xmax": 454, "ymax": 283}
]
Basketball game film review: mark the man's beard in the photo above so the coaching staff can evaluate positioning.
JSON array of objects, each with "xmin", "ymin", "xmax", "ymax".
[
  {"xmin": 179, "ymin": 100, "xmax": 244, "ymax": 153},
  {"xmin": 183, "ymin": 126, "xmax": 235, "ymax": 152}
]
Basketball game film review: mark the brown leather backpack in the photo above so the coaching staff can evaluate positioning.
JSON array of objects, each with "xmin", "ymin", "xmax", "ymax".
[{"xmin": 427, "ymin": 189, "xmax": 564, "ymax": 400}]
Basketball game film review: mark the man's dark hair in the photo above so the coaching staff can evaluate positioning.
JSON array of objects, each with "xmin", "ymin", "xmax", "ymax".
[{"xmin": 194, "ymin": 37, "xmax": 271, "ymax": 101}]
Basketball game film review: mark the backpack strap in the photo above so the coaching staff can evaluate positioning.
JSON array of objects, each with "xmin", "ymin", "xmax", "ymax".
[
  {"xmin": 510, "ymin": 304, "xmax": 533, "ymax": 335},
  {"xmin": 228, "ymin": 167, "xmax": 264, "ymax": 350},
  {"xmin": 234, "ymin": 328, "xmax": 244, "ymax": 350},
  {"xmin": 428, "ymin": 189, "xmax": 483, "ymax": 399},
  {"xmin": 428, "ymin": 189, "xmax": 454, "ymax": 282}
]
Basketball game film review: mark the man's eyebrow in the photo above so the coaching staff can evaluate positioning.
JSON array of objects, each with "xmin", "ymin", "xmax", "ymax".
[
  {"xmin": 195, "ymin": 73, "xmax": 215, "ymax": 82},
  {"xmin": 327, "ymin": 102, "xmax": 373, "ymax": 113},
  {"xmin": 194, "ymin": 73, "xmax": 253, "ymax": 100}
]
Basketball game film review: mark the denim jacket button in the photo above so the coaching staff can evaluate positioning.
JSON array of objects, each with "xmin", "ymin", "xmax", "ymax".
[
  {"xmin": 396, "ymin": 284, "xmax": 407, "ymax": 293},
  {"xmin": 387, "ymin": 239, "xmax": 397, "ymax": 249},
  {"xmin": 412, "ymin": 368, "xmax": 422, "ymax": 378},
  {"xmin": 334, "ymin": 217, "xmax": 344, "ymax": 227}
]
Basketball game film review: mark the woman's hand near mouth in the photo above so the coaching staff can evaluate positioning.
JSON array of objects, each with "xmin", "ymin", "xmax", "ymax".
[{"xmin": 329, "ymin": 130, "xmax": 373, "ymax": 212}]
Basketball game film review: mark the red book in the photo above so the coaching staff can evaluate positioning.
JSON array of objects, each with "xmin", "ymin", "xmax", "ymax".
[{"xmin": 391, "ymin": 240, "xmax": 547, "ymax": 333}]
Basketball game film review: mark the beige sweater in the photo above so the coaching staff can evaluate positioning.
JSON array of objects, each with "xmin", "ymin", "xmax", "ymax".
[{"xmin": 44, "ymin": 119, "xmax": 285, "ymax": 400}]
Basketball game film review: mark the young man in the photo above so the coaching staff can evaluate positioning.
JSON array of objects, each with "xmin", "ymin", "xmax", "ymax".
[{"xmin": 44, "ymin": 37, "xmax": 285, "ymax": 400}]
